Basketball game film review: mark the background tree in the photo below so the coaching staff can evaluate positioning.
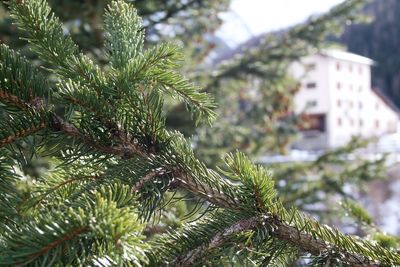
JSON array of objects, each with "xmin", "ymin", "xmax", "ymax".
[
  {"xmin": 338, "ymin": 0, "xmax": 400, "ymax": 107},
  {"xmin": 0, "ymin": 0, "xmax": 229, "ymax": 64}
]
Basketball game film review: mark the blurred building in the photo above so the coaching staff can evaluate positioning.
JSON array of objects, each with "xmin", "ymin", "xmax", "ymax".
[{"xmin": 291, "ymin": 49, "xmax": 399, "ymax": 150}]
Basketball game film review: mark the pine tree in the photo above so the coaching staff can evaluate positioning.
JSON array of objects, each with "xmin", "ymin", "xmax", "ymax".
[
  {"xmin": 0, "ymin": 0, "xmax": 229, "ymax": 65},
  {"xmin": 0, "ymin": 0, "xmax": 399, "ymax": 266},
  {"xmin": 0, "ymin": 0, "xmax": 229, "ymax": 181}
]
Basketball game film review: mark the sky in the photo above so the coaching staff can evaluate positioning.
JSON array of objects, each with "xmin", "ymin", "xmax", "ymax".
[{"xmin": 218, "ymin": 0, "xmax": 345, "ymax": 47}]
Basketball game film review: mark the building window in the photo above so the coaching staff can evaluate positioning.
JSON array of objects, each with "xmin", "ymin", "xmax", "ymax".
[
  {"xmin": 337, "ymin": 99, "xmax": 341, "ymax": 107},
  {"xmin": 349, "ymin": 64, "xmax": 353, "ymax": 73},
  {"xmin": 300, "ymin": 114, "xmax": 326, "ymax": 132},
  {"xmin": 337, "ymin": 82, "xmax": 341, "ymax": 90},
  {"xmin": 308, "ymin": 63, "xmax": 316, "ymax": 70},
  {"xmin": 358, "ymin": 86, "xmax": 362, "ymax": 92},
  {"xmin": 306, "ymin": 100, "xmax": 317, "ymax": 107},
  {"xmin": 388, "ymin": 121, "xmax": 397, "ymax": 132},
  {"xmin": 338, "ymin": 117, "xmax": 342, "ymax": 126},
  {"xmin": 349, "ymin": 101, "xmax": 354, "ymax": 108},
  {"xmin": 375, "ymin": 120, "xmax": 379, "ymax": 128},
  {"xmin": 359, "ymin": 119, "xmax": 363, "ymax": 127},
  {"xmin": 349, "ymin": 84, "xmax": 353, "ymax": 91},
  {"xmin": 359, "ymin": 102, "xmax": 362, "ymax": 109},
  {"xmin": 336, "ymin": 62, "xmax": 341, "ymax": 71},
  {"xmin": 376, "ymin": 103, "xmax": 380, "ymax": 110},
  {"xmin": 359, "ymin": 66, "xmax": 363, "ymax": 75},
  {"xmin": 306, "ymin": 82, "xmax": 317, "ymax": 89},
  {"xmin": 350, "ymin": 118, "xmax": 354, "ymax": 126}
]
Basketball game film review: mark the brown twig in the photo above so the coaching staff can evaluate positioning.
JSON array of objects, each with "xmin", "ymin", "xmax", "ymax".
[
  {"xmin": 0, "ymin": 89, "xmax": 28, "ymax": 110},
  {"xmin": 21, "ymin": 227, "xmax": 88, "ymax": 265},
  {"xmin": 131, "ymin": 168, "xmax": 168, "ymax": 193},
  {"xmin": 173, "ymin": 217, "xmax": 260, "ymax": 266},
  {"xmin": 174, "ymin": 170, "xmax": 239, "ymax": 210},
  {"xmin": 173, "ymin": 215, "xmax": 380, "ymax": 267},
  {"xmin": 0, "ymin": 121, "xmax": 46, "ymax": 148}
]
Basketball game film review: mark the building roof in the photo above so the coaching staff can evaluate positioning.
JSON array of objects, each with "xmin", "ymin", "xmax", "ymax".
[
  {"xmin": 320, "ymin": 49, "xmax": 374, "ymax": 66},
  {"xmin": 372, "ymin": 88, "xmax": 400, "ymax": 116}
]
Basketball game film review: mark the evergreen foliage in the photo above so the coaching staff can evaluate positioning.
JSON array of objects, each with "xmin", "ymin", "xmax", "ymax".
[
  {"xmin": 0, "ymin": 0, "xmax": 398, "ymax": 266},
  {"xmin": 338, "ymin": 0, "xmax": 400, "ymax": 108}
]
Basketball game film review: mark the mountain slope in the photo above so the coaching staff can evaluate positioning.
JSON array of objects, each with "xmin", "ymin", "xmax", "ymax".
[{"xmin": 339, "ymin": 0, "xmax": 400, "ymax": 107}]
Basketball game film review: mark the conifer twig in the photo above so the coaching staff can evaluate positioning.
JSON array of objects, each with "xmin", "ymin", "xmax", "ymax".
[
  {"xmin": 132, "ymin": 168, "xmax": 168, "ymax": 193},
  {"xmin": 0, "ymin": 121, "xmax": 46, "ymax": 148},
  {"xmin": 172, "ymin": 215, "xmax": 380, "ymax": 267},
  {"xmin": 173, "ymin": 217, "xmax": 259, "ymax": 266},
  {"xmin": 0, "ymin": 89, "xmax": 28, "ymax": 110},
  {"xmin": 173, "ymin": 169, "xmax": 239, "ymax": 210},
  {"xmin": 24, "ymin": 227, "xmax": 88, "ymax": 263},
  {"xmin": 50, "ymin": 114, "xmax": 149, "ymax": 158}
]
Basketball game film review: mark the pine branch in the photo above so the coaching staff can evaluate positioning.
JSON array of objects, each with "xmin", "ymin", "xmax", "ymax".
[
  {"xmin": 269, "ymin": 216, "xmax": 379, "ymax": 267},
  {"xmin": 151, "ymin": 152, "xmax": 400, "ymax": 266},
  {"xmin": 8, "ymin": 0, "xmax": 109, "ymax": 96},
  {"xmin": 0, "ymin": 151, "xmax": 23, "ymax": 223},
  {"xmin": 26, "ymin": 174, "xmax": 101, "ymax": 210},
  {"xmin": 173, "ymin": 169, "xmax": 239, "ymax": 210},
  {"xmin": 11, "ymin": 96, "xmax": 389, "ymax": 266},
  {"xmin": 0, "ymin": 109, "xmax": 46, "ymax": 148},
  {"xmin": 0, "ymin": 188, "xmax": 149, "ymax": 266},
  {"xmin": 131, "ymin": 168, "xmax": 168, "ymax": 193},
  {"xmin": 174, "ymin": 217, "xmax": 259, "ymax": 266},
  {"xmin": 50, "ymin": 114, "xmax": 149, "ymax": 159},
  {"xmin": 151, "ymin": 69, "xmax": 216, "ymax": 124},
  {"xmin": 0, "ymin": 44, "xmax": 49, "ymax": 103},
  {"xmin": 0, "ymin": 120, "xmax": 46, "ymax": 148},
  {"xmin": 25, "ymin": 226, "xmax": 88, "ymax": 263},
  {"xmin": 131, "ymin": 166, "xmax": 238, "ymax": 209},
  {"xmin": 104, "ymin": 0, "xmax": 144, "ymax": 69},
  {"xmin": 8, "ymin": 0, "xmax": 77, "ymax": 70},
  {"xmin": 118, "ymin": 43, "xmax": 216, "ymax": 124},
  {"xmin": 0, "ymin": 89, "xmax": 28, "ymax": 110},
  {"xmin": 168, "ymin": 214, "xmax": 383, "ymax": 267}
]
